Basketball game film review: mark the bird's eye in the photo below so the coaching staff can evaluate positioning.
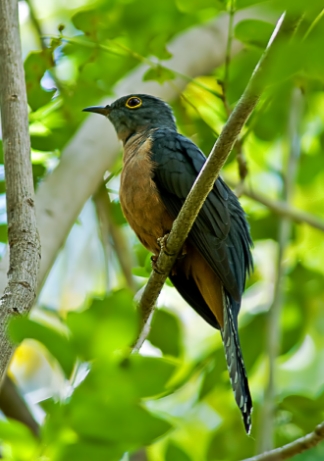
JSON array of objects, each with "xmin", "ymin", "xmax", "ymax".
[{"xmin": 125, "ymin": 97, "xmax": 142, "ymax": 109}]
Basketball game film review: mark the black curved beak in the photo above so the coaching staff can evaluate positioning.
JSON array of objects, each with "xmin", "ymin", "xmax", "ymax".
[{"xmin": 82, "ymin": 105, "xmax": 111, "ymax": 116}]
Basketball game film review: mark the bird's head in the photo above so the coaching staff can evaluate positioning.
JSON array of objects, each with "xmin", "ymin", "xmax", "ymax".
[{"xmin": 83, "ymin": 94, "xmax": 176, "ymax": 143}]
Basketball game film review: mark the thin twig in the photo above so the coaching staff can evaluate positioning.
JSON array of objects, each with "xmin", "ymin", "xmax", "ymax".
[
  {"xmin": 223, "ymin": 0, "xmax": 236, "ymax": 114},
  {"xmin": 241, "ymin": 421, "xmax": 324, "ymax": 461},
  {"xmin": 134, "ymin": 13, "xmax": 288, "ymax": 348},
  {"xmin": 93, "ymin": 182, "xmax": 137, "ymax": 293},
  {"xmin": 0, "ymin": 0, "xmax": 40, "ymax": 383},
  {"xmin": 25, "ymin": 0, "xmax": 45, "ymax": 50},
  {"xmin": 44, "ymin": 34, "xmax": 223, "ymax": 100},
  {"xmin": 221, "ymin": 0, "xmax": 249, "ymax": 186},
  {"xmin": 224, "ymin": 177, "xmax": 324, "ymax": 232},
  {"xmin": 257, "ymin": 87, "xmax": 303, "ymax": 452}
]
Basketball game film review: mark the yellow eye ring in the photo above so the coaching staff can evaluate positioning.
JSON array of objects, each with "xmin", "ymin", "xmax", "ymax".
[{"xmin": 125, "ymin": 96, "xmax": 142, "ymax": 109}]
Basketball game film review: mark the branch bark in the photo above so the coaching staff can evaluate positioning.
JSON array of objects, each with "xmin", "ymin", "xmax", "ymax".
[
  {"xmin": 242, "ymin": 421, "xmax": 324, "ymax": 461},
  {"xmin": 93, "ymin": 182, "xmax": 137, "ymax": 293},
  {"xmin": 257, "ymin": 87, "xmax": 303, "ymax": 452},
  {"xmin": 0, "ymin": 0, "xmax": 40, "ymax": 383},
  {"xmin": 0, "ymin": 376, "xmax": 39, "ymax": 437},
  {"xmin": 134, "ymin": 13, "xmax": 289, "ymax": 348}
]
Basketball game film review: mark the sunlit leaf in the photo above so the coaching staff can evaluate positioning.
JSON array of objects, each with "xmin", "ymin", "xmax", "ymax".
[
  {"xmin": 143, "ymin": 65, "xmax": 175, "ymax": 84},
  {"xmin": 148, "ymin": 308, "xmax": 183, "ymax": 357},
  {"xmin": 9, "ymin": 317, "xmax": 76, "ymax": 377},
  {"xmin": 234, "ymin": 19, "xmax": 274, "ymax": 48}
]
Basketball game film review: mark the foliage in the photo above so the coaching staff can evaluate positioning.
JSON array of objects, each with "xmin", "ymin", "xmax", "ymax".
[{"xmin": 0, "ymin": 0, "xmax": 324, "ymax": 460}]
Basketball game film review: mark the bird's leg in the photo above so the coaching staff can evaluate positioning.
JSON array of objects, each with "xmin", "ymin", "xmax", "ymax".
[
  {"xmin": 157, "ymin": 233, "xmax": 188, "ymax": 259},
  {"xmin": 157, "ymin": 233, "xmax": 170, "ymax": 254},
  {"xmin": 150, "ymin": 254, "xmax": 162, "ymax": 274}
]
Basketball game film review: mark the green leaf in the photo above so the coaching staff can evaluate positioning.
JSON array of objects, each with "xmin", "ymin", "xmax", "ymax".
[
  {"xmin": 9, "ymin": 317, "xmax": 76, "ymax": 377},
  {"xmin": 0, "ymin": 224, "xmax": 8, "ymax": 243},
  {"xmin": 24, "ymin": 51, "xmax": 55, "ymax": 111},
  {"xmin": 124, "ymin": 355, "xmax": 177, "ymax": 397},
  {"xmin": 109, "ymin": 200, "xmax": 127, "ymax": 225},
  {"xmin": 58, "ymin": 441, "xmax": 123, "ymax": 461},
  {"xmin": 149, "ymin": 34, "xmax": 173, "ymax": 60},
  {"xmin": 236, "ymin": 0, "xmax": 268, "ymax": 9},
  {"xmin": 0, "ymin": 419, "xmax": 38, "ymax": 460},
  {"xmin": 148, "ymin": 309, "xmax": 182, "ymax": 357},
  {"xmin": 69, "ymin": 398, "xmax": 172, "ymax": 447},
  {"xmin": 234, "ymin": 19, "xmax": 274, "ymax": 48},
  {"xmin": 165, "ymin": 442, "xmax": 192, "ymax": 461},
  {"xmin": 199, "ymin": 349, "xmax": 227, "ymax": 400},
  {"xmin": 0, "ymin": 140, "xmax": 3, "ymax": 163},
  {"xmin": 143, "ymin": 65, "xmax": 175, "ymax": 84},
  {"xmin": 176, "ymin": 0, "xmax": 225, "ymax": 13},
  {"xmin": 67, "ymin": 290, "xmax": 139, "ymax": 360},
  {"xmin": 132, "ymin": 266, "xmax": 150, "ymax": 277}
]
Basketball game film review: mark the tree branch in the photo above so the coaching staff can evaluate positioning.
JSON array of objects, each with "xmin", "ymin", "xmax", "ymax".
[
  {"xmin": 241, "ymin": 421, "xmax": 324, "ymax": 461},
  {"xmin": 134, "ymin": 13, "xmax": 289, "ymax": 347},
  {"xmin": 93, "ymin": 182, "xmax": 137, "ymax": 293},
  {"xmin": 0, "ymin": 0, "xmax": 40, "ymax": 383},
  {"xmin": 0, "ymin": 376, "xmax": 39, "ymax": 437},
  {"xmin": 257, "ymin": 87, "xmax": 303, "ymax": 452},
  {"xmin": 224, "ymin": 177, "xmax": 324, "ymax": 232}
]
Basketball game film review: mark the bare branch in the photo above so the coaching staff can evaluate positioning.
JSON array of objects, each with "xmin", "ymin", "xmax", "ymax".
[
  {"xmin": 0, "ymin": 376, "xmax": 39, "ymax": 437},
  {"xmin": 93, "ymin": 182, "xmax": 137, "ymax": 293},
  {"xmin": 257, "ymin": 87, "xmax": 303, "ymax": 452},
  {"xmin": 135, "ymin": 13, "xmax": 289, "ymax": 347},
  {"xmin": 242, "ymin": 421, "xmax": 324, "ymax": 461},
  {"xmin": 0, "ymin": 0, "xmax": 40, "ymax": 382}
]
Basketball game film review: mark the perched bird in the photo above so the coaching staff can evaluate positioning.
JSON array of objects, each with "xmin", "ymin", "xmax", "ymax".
[{"xmin": 83, "ymin": 94, "xmax": 253, "ymax": 432}]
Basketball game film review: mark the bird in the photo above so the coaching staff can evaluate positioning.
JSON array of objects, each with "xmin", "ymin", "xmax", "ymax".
[{"xmin": 83, "ymin": 94, "xmax": 253, "ymax": 433}]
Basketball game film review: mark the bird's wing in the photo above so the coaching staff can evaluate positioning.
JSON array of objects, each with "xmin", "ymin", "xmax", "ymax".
[{"xmin": 151, "ymin": 128, "xmax": 252, "ymax": 306}]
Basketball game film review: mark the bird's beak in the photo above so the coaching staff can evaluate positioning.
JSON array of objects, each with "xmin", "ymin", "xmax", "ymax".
[{"xmin": 82, "ymin": 105, "xmax": 111, "ymax": 116}]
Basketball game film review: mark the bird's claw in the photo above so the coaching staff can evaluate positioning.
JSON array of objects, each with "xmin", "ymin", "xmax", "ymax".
[
  {"xmin": 151, "ymin": 255, "xmax": 162, "ymax": 274},
  {"xmin": 157, "ymin": 233, "xmax": 170, "ymax": 252}
]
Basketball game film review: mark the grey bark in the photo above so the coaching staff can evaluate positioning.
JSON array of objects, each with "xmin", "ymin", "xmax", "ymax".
[
  {"xmin": 243, "ymin": 421, "xmax": 324, "ymax": 461},
  {"xmin": 0, "ymin": 0, "xmax": 40, "ymax": 383}
]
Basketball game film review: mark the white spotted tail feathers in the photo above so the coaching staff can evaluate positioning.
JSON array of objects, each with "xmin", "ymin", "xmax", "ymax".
[{"xmin": 221, "ymin": 291, "xmax": 253, "ymax": 434}]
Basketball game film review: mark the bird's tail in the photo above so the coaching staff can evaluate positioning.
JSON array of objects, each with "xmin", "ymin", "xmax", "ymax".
[{"xmin": 220, "ymin": 291, "xmax": 252, "ymax": 433}]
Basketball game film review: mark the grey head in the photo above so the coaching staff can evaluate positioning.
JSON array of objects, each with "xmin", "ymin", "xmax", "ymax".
[{"xmin": 83, "ymin": 94, "xmax": 177, "ymax": 142}]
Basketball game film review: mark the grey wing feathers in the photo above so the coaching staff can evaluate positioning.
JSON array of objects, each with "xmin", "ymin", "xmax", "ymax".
[
  {"xmin": 151, "ymin": 127, "xmax": 253, "ymax": 432},
  {"xmin": 151, "ymin": 128, "xmax": 252, "ymax": 305}
]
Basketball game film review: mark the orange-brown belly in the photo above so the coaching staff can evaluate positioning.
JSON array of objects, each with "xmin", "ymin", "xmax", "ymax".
[{"xmin": 120, "ymin": 136, "xmax": 173, "ymax": 254}]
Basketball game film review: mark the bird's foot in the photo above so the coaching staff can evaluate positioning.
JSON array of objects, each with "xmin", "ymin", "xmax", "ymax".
[
  {"xmin": 157, "ymin": 233, "xmax": 188, "ymax": 260},
  {"xmin": 157, "ymin": 233, "xmax": 170, "ymax": 253},
  {"xmin": 178, "ymin": 243, "xmax": 188, "ymax": 259}
]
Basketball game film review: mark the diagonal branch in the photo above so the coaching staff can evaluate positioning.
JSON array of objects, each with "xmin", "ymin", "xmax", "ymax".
[
  {"xmin": 93, "ymin": 182, "xmax": 137, "ymax": 293},
  {"xmin": 257, "ymin": 87, "xmax": 303, "ymax": 452},
  {"xmin": 135, "ymin": 13, "xmax": 289, "ymax": 347},
  {"xmin": 0, "ymin": 0, "xmax": 40, "ymax": 383},
  {"xmin": 241, "ymin": 421, "xmax": 324, "ymax": 461},
  {"xmin": 0, "ymin": 376, "xmax": 39, "ymax": 437}
]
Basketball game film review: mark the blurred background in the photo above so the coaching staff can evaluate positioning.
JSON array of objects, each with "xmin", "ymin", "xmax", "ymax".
[{"xmin": 1, "ymin": 0, "xmax": 324, "ymax": 460}]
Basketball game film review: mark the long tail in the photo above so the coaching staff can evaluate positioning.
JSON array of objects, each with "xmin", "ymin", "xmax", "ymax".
[{"xmin": 220, "ymin": 291, "xmax": 252, "ymax": 433}]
